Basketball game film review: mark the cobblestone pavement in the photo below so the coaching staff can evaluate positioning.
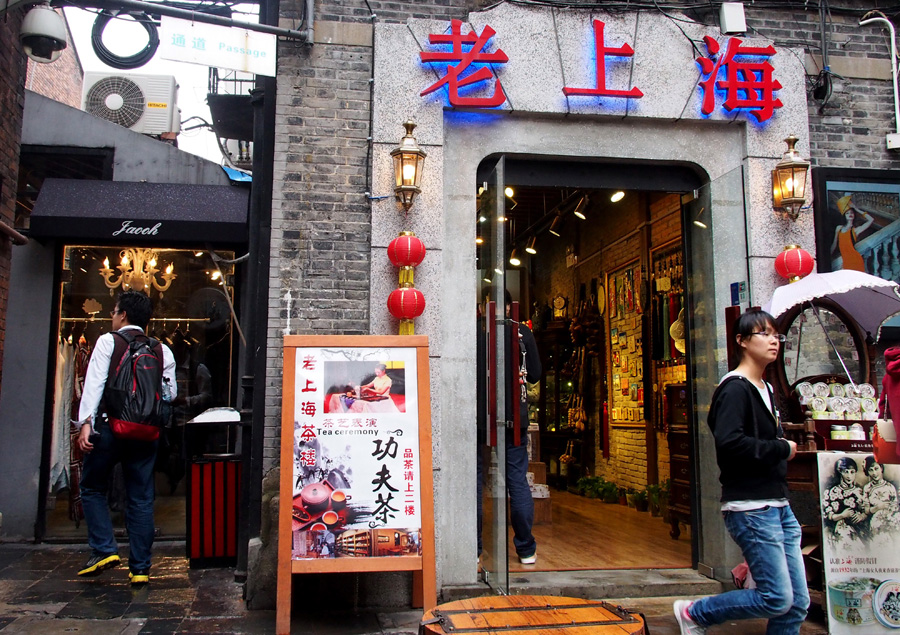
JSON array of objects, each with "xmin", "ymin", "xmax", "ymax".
[{"xmin": 0, "ymin": 543, "xmax": 829, "ymax": 634}]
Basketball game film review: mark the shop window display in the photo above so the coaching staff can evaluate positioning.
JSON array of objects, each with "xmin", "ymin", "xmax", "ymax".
[{"xmin": 46, "ymin": 246, "xmax": 236, "ymax": 539}]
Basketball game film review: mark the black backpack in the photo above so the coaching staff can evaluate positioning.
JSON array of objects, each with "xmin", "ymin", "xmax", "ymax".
[{"xmin": 103, "ymin": 330, "xmax": 165, "ymax": 441}]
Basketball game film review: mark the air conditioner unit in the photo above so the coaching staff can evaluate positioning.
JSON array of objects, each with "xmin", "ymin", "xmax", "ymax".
[{"xmin": 82, "ymin": 72, "xmax": 179, "ymax": 136}]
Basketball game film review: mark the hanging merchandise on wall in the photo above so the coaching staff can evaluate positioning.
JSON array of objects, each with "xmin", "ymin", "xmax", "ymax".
[{"xmin": 606, "ymin": 259, "xmax": 644, "ymax": 426}]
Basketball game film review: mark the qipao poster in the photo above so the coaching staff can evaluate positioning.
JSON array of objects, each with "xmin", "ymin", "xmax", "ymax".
[
  {"xmin": 290, "ymin": 346, "xmax": 422, "ymax": 560},
  {"xmin": 818, "ymin": 453, "xmax": 900, "ymax": 632}
]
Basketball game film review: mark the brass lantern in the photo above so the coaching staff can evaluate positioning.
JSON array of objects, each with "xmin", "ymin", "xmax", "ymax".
[
  {"xmin": 772, "ymin": 135, "xmax": 811, "ymax": 220},
  {"xmin": 390, "ymin": 120, "xmax": 427, "ymax": 211}
]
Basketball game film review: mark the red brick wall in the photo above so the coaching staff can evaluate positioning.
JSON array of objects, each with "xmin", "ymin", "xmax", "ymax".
[
  {"xmin": 0, "ymin": 11, "xmax": 26, "ymax": 390},
  {"xmin": 25, "ymin": 12, "xmax": 83, "ymax": 109}
]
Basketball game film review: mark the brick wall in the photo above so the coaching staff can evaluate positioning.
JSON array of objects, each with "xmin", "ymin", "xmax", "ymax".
[
  {"xmin": 0, "ymin": 13, "xmax": 26, "ymax": 391},
  {"xmin": 25, "ymin": 13, "xmax": 83, "ymax": 109}
]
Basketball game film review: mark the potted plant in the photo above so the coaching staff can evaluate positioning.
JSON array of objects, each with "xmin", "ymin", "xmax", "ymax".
[
  {"xmin": 647, "ymin": 483, "xmax": 661, "ymax": 516},
  {"xmin": 575, "ymin": 476, "xmax": 593, "ymax": 497},
  {"xmin": 632, "ymin": 488, "xmax": 649, "ymax": 512},
  {"xmin": 601, "ymin": 481, "xmax": 619, "ymax": 504},
  {"xmin": 625, "ymin": 487, "xmax": 637, "ymax": 508},
  {"xmin": 659, "ymin": 478, "xmax": 671, "ymax": 522},
  {"xmin": 618, "ymin": 486, "xmax": 628, "ymax": 506}
]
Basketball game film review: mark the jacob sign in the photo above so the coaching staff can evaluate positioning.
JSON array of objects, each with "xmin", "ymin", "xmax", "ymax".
[{"xmin": 160, "ymin": 16, "xmax": 276, "ymax": 77}]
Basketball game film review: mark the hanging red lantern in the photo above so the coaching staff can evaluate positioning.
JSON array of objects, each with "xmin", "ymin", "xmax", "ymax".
[
  {"xmin": 774, "ymin": 244, "xmax": 814, "ymax": 283},
  {"xmin": 387, "ymin": 231, "xmax": 426, "ymax": 267},
  {"xmin": 387, "ymin": 285, "xmax": 426, "ymax": 335},
  {"xmin": 388, "ymin": 231, "xmax": 426, "ymax": 286}
]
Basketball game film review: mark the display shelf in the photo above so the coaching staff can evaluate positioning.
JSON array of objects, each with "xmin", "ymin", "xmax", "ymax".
[{"xmin": 809, "ymin": 418, "xmax": 874, "ymax": 452}]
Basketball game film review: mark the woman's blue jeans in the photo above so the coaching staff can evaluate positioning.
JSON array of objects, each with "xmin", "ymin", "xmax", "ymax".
[
  {"xmin": 80, "ymin": 420, "xmax": 158, "ymax": 572},
  {"xmin": 690, "ymin": 505, "xmax": 810, "ymax": 634}
]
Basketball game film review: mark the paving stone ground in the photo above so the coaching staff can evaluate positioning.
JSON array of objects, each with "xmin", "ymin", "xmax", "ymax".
[{"xmin": 0, "ymin": 543, "xmax": 829, "ymax": 633}]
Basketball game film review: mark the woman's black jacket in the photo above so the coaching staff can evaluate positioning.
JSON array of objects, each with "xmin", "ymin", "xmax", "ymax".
[{"xmin": 707, "ymin": 375, "xmax": 792, "ymax": 502}]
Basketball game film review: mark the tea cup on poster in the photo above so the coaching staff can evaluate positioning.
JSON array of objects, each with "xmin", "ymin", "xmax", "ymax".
[
  {"xmin": 331, "ymin": 490, "xmax": 351, "ymax": 510},
  {"xmin": 322, "ymin": 510, "xmax": 340, "ymax": 528},
  {"xmin": 310, "ymin": 522, "xmax": 327, "ymax": 532}
]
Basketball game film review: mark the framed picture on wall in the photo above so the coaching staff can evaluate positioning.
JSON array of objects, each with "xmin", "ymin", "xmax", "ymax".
[
  {"xmin": 608, "ymin": 276, "xmax": 617, "ymax": 319},
  {"xmin": 610, "ymin": 328, "xmax": 618, "ymax": 348},
  {"xmin": 813, "ymin": 167, "xmax": 900, "ymax": 277}
]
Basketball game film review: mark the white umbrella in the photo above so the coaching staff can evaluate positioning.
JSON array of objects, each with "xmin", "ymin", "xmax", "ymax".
[{"xmin": 763, "ymin": 269, "xmax": 900, "ymax": 341}]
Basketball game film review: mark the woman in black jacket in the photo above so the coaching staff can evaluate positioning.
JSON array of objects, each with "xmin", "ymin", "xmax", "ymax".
[{"xmin": 674, "ymin": 309, "xmax": 808, "ymax": 635}]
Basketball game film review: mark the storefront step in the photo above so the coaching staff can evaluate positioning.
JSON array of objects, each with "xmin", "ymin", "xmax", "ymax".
[{"xmin": 441, "ymin": 568, "xmax": 725, "ymax": 603}]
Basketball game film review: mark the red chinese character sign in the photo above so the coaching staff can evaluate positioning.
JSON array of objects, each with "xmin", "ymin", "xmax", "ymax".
[
  {"xmin": 696, "ymin": 35, "xmax": 783, "ymax": 123},
  {"xmin": 420, "ymin": 19, "xmax": 508, "ymax": 108},
  {"xmin": 277, "ymin": 336, "xmax": 435, "ymax": 634},
  {"xmin": 563, "ymin": 20, "xmax": 643, "ymax": 100}
]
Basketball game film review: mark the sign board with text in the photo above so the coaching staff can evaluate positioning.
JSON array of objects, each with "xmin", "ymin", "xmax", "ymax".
[
  {"xmin": 276, "ymin": 335, "xmax": 436, "ymax": 634},
  {"xmin": 159, "ymin": 16, "xmax": 276, "ymax": 77}
]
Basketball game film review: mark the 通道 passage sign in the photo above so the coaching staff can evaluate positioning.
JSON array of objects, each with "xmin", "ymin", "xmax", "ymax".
[{"xmin": 276, "ymin": 336, "xmax": 435, "ymax": 634}]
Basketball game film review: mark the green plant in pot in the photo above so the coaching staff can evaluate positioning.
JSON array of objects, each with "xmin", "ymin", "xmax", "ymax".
[
  {"xmin": 625, "ymin": 487, "xmax": 637, "ymax": 508},
  {"xmin": 647, "ymin": 483, "xmax": 661, "ymax": 517},
  {"xmin": 632, "ymin": 487, "xmax": 649, "ymax": 512},
  {"xmin": 617, "ymin": 486, "xmax": 628, "ymax": 505},
  {"xmin": 659, "ymin": 478, "xmax": 671, "ymax": 522},
  {"xmin": 601, "ymin": 481, "xmax": 619, "ymax": 503}
]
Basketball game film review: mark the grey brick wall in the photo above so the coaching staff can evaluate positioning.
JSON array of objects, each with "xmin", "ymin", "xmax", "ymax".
[{"xmin": 0, "ymin": 12, "xmax": 26, "ymax": 390}]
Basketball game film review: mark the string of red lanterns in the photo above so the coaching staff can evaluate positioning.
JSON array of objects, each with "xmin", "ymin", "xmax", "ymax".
[{"xmin": 386, "ymin": 122, "xmax": 428, "ymax": 335}]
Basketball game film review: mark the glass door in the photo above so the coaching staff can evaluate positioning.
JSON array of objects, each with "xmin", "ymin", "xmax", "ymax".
[{"xmin": 477, "ymin": 155, "xmax": 512, "ymax": 593}]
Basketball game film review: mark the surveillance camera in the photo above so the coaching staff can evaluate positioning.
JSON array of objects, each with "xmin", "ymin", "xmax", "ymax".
[{"xmin": 20, "ymin": 4, "xmax": 67, "ymax": 64}]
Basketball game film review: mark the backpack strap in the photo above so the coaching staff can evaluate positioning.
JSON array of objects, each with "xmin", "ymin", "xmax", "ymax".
[{"xmin": 103, "ymin": 330, "xmax": 163, "ymax": 409}]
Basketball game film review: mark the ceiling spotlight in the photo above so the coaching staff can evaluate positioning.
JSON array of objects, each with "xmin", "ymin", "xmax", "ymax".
[
  {"xmin": 693, "ymin": 207, "xmax": 708, "ymax": 229},
  {"xmin": 479, "ymin": 215, "xmax": 487, "ymax": 223},
  {"xmin": 509, "ymin": 248, "xmax": 521, "ymax": 267},
  {"xmin": 610, "ymin": 191, "xmax": 625, "ymax": 203},
  {"xmin": 475, "ymin": 236, "xmax": 484, "ymax": 245},
  {"xmin": 525, "ymin": 236, "xmax": 538, "ymax": 255},
  {"xmin": 573, "ymin": 195, "xmax": 589, "ymax": 220},
  {"xmin": 504, "ymin": 187, "xmax": 515, "ymax": 198},
  {"xmin": 548, "ymin": 215, "xmax": 562, "ymax": 237}
]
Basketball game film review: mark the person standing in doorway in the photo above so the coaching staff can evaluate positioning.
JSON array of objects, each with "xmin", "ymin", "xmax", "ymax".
[
  {"xmin": 75, "ymin": 291, "xmax": 176, "ymax": 585},
  {"xmin": 674, "ymin": 309, "xmax": 808, "ymax": 634},
  {"xmin": 477, "ymin": 289, "xmax": 542, "ymax": 566}
]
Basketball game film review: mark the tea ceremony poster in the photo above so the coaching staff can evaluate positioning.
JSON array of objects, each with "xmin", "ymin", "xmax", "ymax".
[
  {"xmin": 277, "ymin": 336, "xmax": 436, "ymax": 635},
  {"xmin": 818, "ymin": 452, "xmax": 900, "ymax": 632}
]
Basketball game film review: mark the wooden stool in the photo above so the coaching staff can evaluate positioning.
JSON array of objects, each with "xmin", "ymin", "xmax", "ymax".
[{"xmin": 420, "ymin": 595, "xmax": 646, "ymax": 634}]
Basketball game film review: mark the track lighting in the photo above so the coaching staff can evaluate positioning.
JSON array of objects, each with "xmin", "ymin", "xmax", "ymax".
[
  {"xmin": 610, "ymin": 191, "xmax": 625, "ymax": 203},
  {"xmin": 573, "ymin": 195, "xmax": 589, "ymax": 220},
  {"xmin": 525, "ymin": 236, "xmax": 537, "ymax": 255},
  {"xmin": 693, "ymin": 207, "xmax": 707, "ymax": 229},
  {"xmin": 509, "ymin": 248, "xmax": 521, "ymax": 267},
  {"xmin": 548, "ymin": 215, "xmax": 562, "ymax": 237}
]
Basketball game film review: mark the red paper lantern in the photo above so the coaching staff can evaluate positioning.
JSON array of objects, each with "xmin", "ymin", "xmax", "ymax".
[
  {"xmin": 388, "ymin": 286, "xmax": 425, "ymax": 335},
  {"xmin": 774, "ymin": 244, "xmax": 814, "ymax": 283},
  {"xmin": 387, "ymin": 231, "xmax": 426, "ymax": 268}
]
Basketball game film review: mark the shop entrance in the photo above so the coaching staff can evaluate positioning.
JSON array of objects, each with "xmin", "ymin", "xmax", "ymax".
[
  {"xmin": 476, "ymin": 155, "xmax": 734, "ymax": 585},
  {"xmin": 40, "ymin": 246, "xmax": 238, "ymax": 542}
]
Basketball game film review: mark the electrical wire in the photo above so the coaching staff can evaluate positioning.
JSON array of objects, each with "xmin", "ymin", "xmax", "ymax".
[{"xmin": 90, "ymin": 8, "xmax": 160, "ymax": 69}]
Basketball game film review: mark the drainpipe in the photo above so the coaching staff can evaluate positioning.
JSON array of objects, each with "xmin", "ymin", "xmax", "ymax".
[
  {"xmin": 859, "ymin": 12, "xmax": 900, "ymax": 150},
  {"xmin": 236, "ymin": 0, "xmax": 276, "ymax": 582}
]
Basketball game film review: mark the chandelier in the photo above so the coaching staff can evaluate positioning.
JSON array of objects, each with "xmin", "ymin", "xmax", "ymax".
[{"xmin": 99, "ymin": 248, "xmax": 176, "ymax": 296}]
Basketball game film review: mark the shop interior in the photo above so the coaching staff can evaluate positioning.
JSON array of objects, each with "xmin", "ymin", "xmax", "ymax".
[
  {"xmin": 42, "ymin": 245, "xmax": 238, "ymax": 542},
  {"xmin": 477, "ymin": 173, "xmax": 696, "ymax": 573}
]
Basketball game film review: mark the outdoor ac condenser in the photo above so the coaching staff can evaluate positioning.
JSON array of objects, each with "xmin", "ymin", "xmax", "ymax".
[{"xmin": 81, "ymin": 72, "xmax": 180, "ymax": 136}]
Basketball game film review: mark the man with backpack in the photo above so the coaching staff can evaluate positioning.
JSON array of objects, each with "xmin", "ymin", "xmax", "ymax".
[{"xmin": 75, "ymin": 290, "xmax": 176, "ymax": 585}]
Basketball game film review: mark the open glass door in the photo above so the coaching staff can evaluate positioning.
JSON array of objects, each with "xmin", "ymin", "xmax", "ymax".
[
  {"xmin": 682, "ymin": 164, "xmax": 747, "ymax": 566},
  {"xmin": 477, "ymin": 155, "xmax": 512, "ymax": 593}
]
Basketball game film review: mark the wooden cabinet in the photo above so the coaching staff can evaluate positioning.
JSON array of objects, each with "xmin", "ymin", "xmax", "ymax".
[{"xmin": 666, "ymin": 383, "xmax": 691, "ymax": 540}]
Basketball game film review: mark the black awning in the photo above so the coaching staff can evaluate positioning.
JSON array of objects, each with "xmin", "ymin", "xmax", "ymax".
[{"xmin": 29, "ymin": 178, "xmax": 249, "ymax": 244}]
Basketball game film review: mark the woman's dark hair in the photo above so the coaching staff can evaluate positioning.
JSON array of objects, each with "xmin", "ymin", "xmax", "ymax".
[
  {"xmin": 117, "ymin": 290, "xmax": 153, "ymax": 329},
  {"xmin": 864, "ymin": 455, "xmax": 881, "ymax": 475},
  {"xmin": 835, "ymin": 456, "xmax": 858, "ymax": 474},
  {"xmin": 733, "ymin": 309, "xmax": 777, "ymax": 358}
]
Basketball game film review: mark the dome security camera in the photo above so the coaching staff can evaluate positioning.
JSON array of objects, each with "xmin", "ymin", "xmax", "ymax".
[{"xmin": 20, "ymin": 4, "xmax": 67, "ymax": 64}]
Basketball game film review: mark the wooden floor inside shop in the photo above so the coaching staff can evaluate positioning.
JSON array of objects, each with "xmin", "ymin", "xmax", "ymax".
[{"xmin": 509, "ymin": 490, "xmax": 692, "ymax": 572}]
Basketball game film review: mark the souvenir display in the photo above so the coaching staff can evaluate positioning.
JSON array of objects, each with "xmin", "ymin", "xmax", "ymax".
[
  {"xmin": 813, "ymin": 382, "xmax": 831, "ymax": 398},
  {"xmin": 830, "ymin": 383, "xmax": 846, "ymax": 398},
  {"xmin": 859, "ymin": 383, "xmax": 877, "ymax": 399}
]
